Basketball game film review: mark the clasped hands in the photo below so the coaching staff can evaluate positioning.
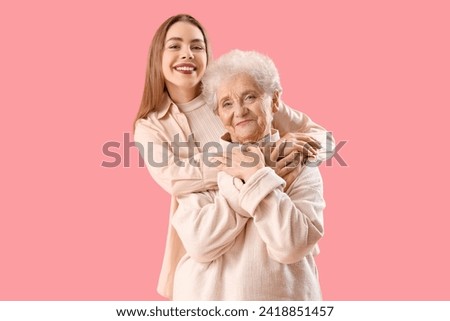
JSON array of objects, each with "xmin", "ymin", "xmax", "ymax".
[{"xmin": 212, "ymin": 133, "xmax": 321, "ymax": 190}]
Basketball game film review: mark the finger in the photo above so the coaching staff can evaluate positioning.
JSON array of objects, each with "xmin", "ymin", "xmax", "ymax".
[
  {"xmin": 283, "ymin": 140, "xmax": 319, "ymax": 156},
  {"xmin": 296, "ymin": 142, "xmax": 317, "ymax": 157},
  {"xmin": 275, "ymin": 151, "xmax": 299, "ymax": 172},
  {"xmin": 278, "ymin": 140, "xmax": 288, "ymax": 156},
  {"xmin": 270, "ymin": 140, "xmax": 287, "ymax": 161},
  {"xmin": 307, "ymin": 136, "xmax": 322, "ymax": 149},
  {"xmin": 278, "ymin": 164, "xmax": 296, "ymax": 177},
  {"xmin": 280, "ymin": 150, "xmax": 300, "ymax": 163},
  {"xmin": 305, "ymin": 139, "xmax": 322, "ymax": 150},
  {"xmin": 209, "ymin": 156, "xmax": 225, "ymax": 166},
  {"xmin": 270, "ymin": 144, "xmax": 280, "ymax": 161},
  {"xmin": 287, "ymin": 134, "xmax": 322, "ymax": 150},
  {"xmin": 279, "ymin": 156, "xmax": 303, "ymax": 178},
  {"xmin": 289, "ymin": 132, "xmax": 320, "ymax": 143},
  {"xmin": 283, "ymin": 172, "xmax": 297, "ymax": 191}
]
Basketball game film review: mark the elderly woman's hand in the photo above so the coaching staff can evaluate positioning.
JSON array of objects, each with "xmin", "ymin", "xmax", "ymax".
[
  {"xmin": 214, "ymin": 145, "xmax": 265, "ymax": 182},
  {"xmin": 279, "ymin": 153, "xmax": 303, "ymax": 191},
  {"xmin": 260, "ymin": 139, "xmax": 307, "ymax": 191},
  {"xmin": 261, "ymin": 134, "xmax": 319, "ymax": 179}
]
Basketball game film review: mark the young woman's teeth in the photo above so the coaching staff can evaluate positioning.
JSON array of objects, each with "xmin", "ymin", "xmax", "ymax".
[{"xmin": 176, "ymin": 67, "xmax": 194, "ymax": 71}]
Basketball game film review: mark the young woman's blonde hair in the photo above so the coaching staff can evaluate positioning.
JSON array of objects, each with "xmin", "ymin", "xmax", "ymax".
[{"xmin": 134, "ymin": 14, "xmax": 212, "ymax": 129}]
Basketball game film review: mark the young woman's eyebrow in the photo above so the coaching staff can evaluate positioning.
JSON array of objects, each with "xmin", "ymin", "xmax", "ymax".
[
  {"xmin": 191, "ymin": 39, "xmax": 205, "ymax": 44},
  {"xmin": 165, "ymin": 37, "xmax": 205, "ymax": 44}
]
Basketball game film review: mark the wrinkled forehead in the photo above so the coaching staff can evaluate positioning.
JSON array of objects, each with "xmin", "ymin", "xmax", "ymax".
[{"xmin": 216, "ymin": 73, "xmax": 264, "ymax": 98}]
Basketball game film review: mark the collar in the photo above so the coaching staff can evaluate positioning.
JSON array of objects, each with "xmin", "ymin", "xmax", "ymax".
[
  {"xmin": 177, "ymin": 94, "xmax": 205, "ymax": 113},
  {"xmin": 156, "ymin": 93, "xmax": 205, "ymax": 119},
  {"xmin": 219, "ymin": 129, "xmax": 280, "ymax": 150},
  {"xmin": 156, "ymin": 93, "xmax": 173, "ymax": 119}
]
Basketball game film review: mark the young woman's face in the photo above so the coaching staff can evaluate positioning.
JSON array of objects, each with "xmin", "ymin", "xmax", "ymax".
[{"xmin": 162, "ymin": 21, "xmax": 207, "ymax": 100}]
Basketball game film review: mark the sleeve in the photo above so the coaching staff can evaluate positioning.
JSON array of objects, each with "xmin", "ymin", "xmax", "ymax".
[
  {"xmin": 216, "ymin": 172, "xmax": 251, "ymax": 217},
  {"xmin": 238, "ymin": 167, "xmax": 325, "ymax": 264},
  {"xmin": 134, "ymin": 119, "xmax": 219, "ymax": 196},
  {"xmin": 272, "ymin": 101, "xmax": 336, "ymax": 161},
  {"xmin": 171, "ymin": 190, "xmax": 249, "ymax": 263}
]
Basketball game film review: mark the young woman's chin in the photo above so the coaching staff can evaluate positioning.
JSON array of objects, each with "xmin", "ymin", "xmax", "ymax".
[{"xmin": 165, "ymin": 80, "xmax": 201, "ymax": 102}]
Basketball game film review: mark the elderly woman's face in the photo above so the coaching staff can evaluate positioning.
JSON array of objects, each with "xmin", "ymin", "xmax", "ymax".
[{"xmin": 216, "ymin": 73, "xmax": 276, "ymax": 144}]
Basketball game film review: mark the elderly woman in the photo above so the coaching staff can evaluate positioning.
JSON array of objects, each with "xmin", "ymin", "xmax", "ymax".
[{"xmin": 171, "ymin": 50, "xmax": 325, "ymax": 300}]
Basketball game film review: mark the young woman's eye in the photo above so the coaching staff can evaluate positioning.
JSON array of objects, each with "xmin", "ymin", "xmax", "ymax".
[
  {"xmin": 192, "ymin": 45, "xmax": 205, "ymax": 51},
  {"xmin": 167, "ymin": 44, "xmax": 180, "ymax": 49}
]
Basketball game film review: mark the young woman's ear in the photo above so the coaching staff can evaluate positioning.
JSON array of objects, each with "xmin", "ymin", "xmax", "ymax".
[{"xmin": 271, "ymin": 90, "xmax": 280, "ymax": 113}]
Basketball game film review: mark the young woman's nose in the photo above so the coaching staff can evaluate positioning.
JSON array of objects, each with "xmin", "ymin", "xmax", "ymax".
[{"xmin": 181, "ymin": 46, "xmax": 194, "ymax": 59}]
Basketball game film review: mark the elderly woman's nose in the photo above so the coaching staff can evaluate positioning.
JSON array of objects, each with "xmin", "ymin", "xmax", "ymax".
[{"xmin": 234, "ymin": 103, "xmax": 248, "ymax": 116}]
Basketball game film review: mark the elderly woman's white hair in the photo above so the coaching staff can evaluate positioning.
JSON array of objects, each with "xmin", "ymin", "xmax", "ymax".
[{"xmin": 202, "ymin": 50, "xmax": 283, "ymax": 113}]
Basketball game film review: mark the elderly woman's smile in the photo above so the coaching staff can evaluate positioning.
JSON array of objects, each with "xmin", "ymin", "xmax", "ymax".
[{"xmin": 216, "ymin": 73, "xmax": 276, "ymax": 144}]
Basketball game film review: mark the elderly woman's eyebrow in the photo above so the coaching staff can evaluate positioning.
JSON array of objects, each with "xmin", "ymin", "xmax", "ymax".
[
  {"xmin": 219, "ymin": 95, "xmax": 231, "ymax": 104},
  {"xmin": 240, "ymin": 90, "xmax": 260, "ymax": 97},
  {"xmin": 219, "ymin": 90, "xmax": 259, "ymax": 102}
]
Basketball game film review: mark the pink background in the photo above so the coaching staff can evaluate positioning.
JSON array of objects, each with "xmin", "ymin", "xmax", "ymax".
[{"xmin": 1, "ymin": 0, "xmax": 449, "ymax": 300}]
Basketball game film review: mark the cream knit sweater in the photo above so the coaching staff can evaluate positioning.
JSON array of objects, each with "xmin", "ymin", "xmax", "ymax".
[{"xmin": 171, "ymin": 133, "xmax": 325, "ymax": 300}]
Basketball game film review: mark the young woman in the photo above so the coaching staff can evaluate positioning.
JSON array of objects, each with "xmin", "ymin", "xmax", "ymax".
[{"xmin": 133, "ymin": 14, "xmax": 333, "ymax": 299}]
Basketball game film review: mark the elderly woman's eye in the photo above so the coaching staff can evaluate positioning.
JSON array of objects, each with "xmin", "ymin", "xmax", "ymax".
[
  {"xmin": 222, "ymin": 101, "xmax": 232, "ymax": 108},
  {"xmin": 244, "ymin": 95, "xmax": 256, "ymax": 102}
]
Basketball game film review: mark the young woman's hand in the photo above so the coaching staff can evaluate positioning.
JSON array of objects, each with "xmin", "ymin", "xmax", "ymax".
[
  {"xmin": 213, "ymin": 145, "xmax": 265, "ymax": 182},
  {"xmin": 280, "ymin": 132, "xmax": 321, "ymax": 159}
]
